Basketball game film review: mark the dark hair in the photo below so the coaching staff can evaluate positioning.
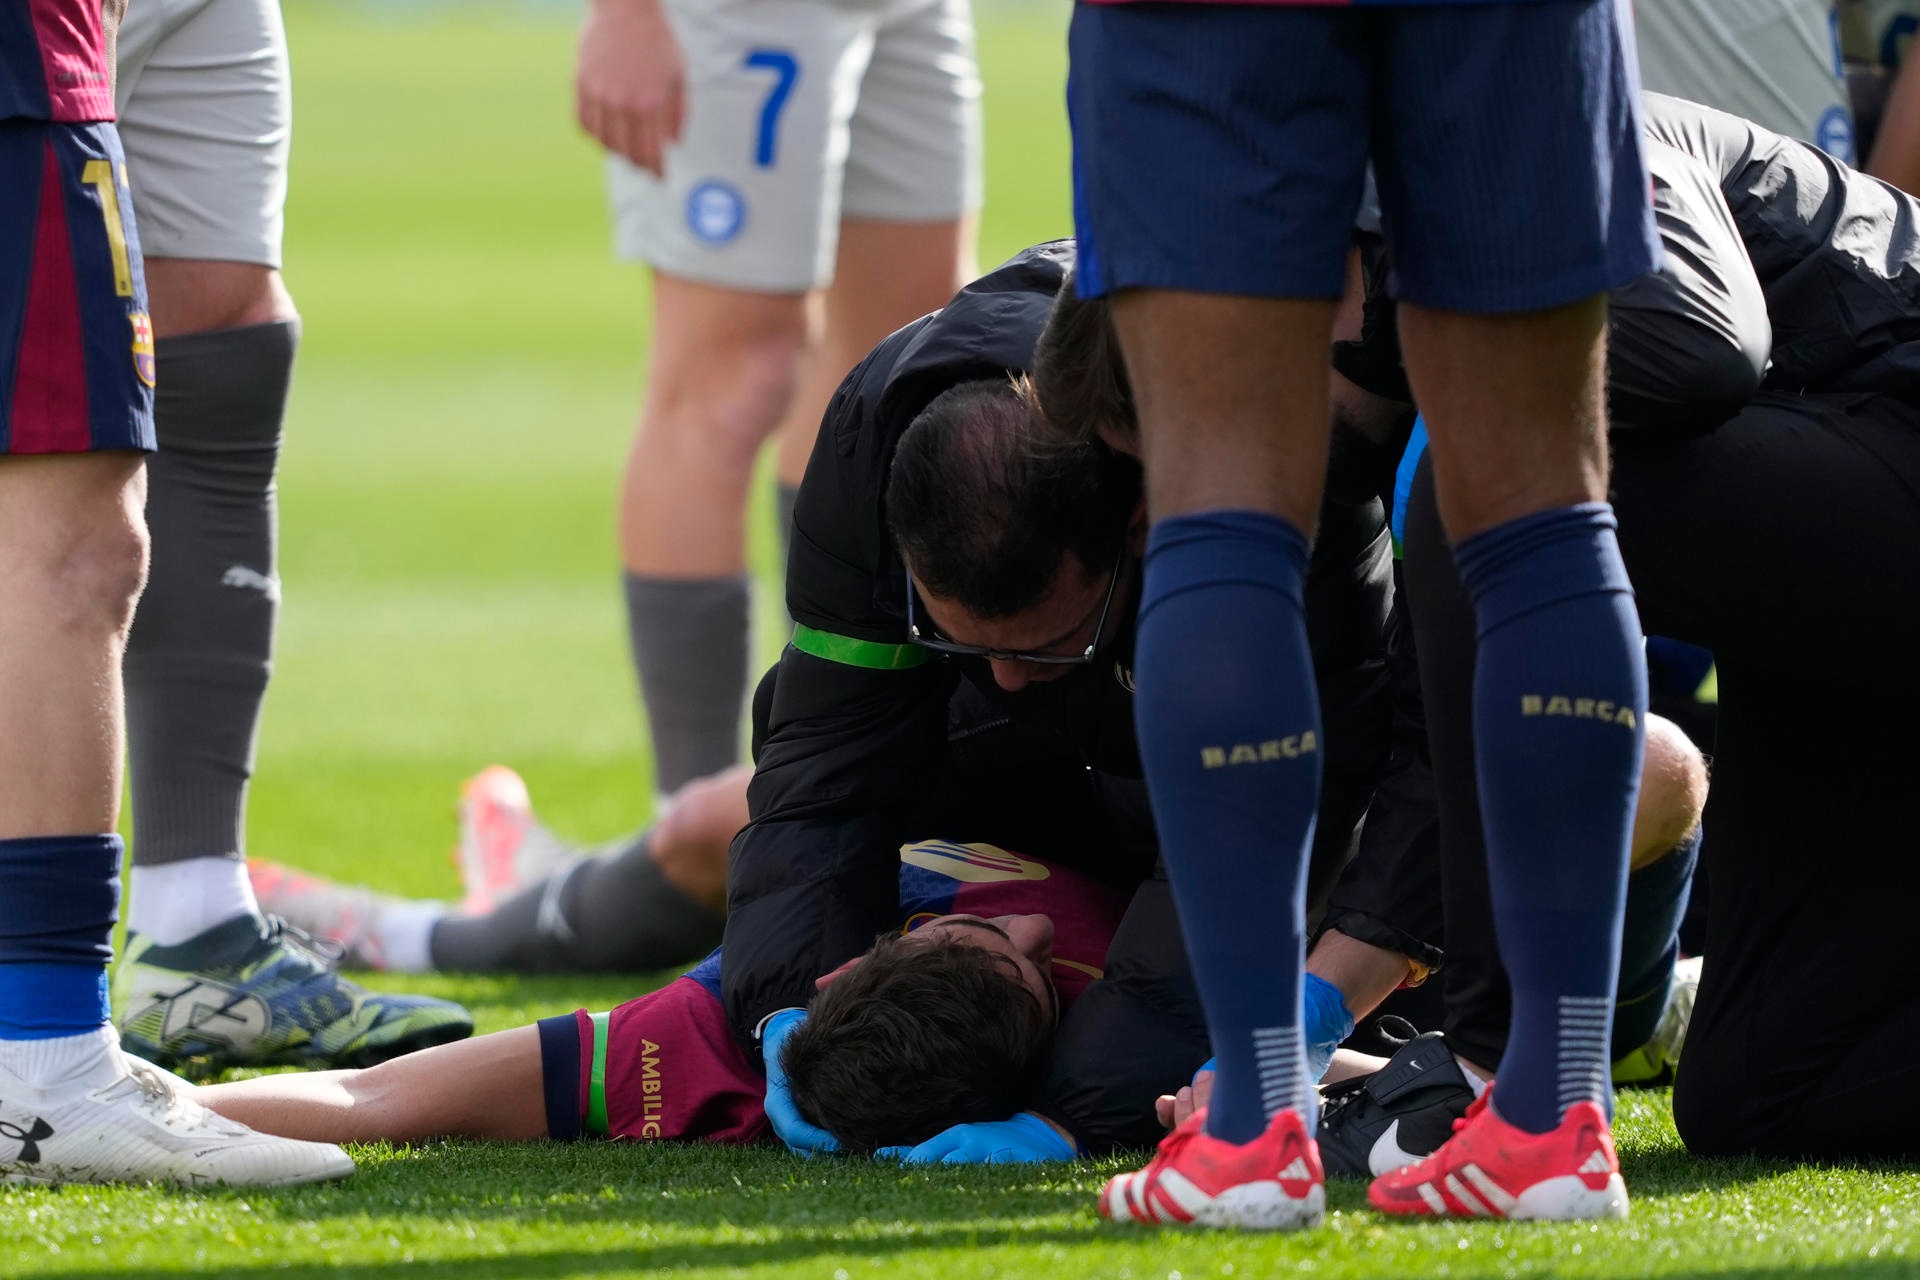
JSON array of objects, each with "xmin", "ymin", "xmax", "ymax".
[
  {"xmin": 885, "ymin": 376, "xmax": 1140, "ymax": 619},
  {"xmin": 780, "ymin": 931, "xmax": 1052, "ymax": 1154},
  {"xmin": 1031, "ymin": 274, "xmax": 1136, "ymax": 447}
]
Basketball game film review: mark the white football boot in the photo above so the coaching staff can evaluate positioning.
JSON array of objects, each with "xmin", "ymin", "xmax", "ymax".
[{"xmin": 0, "ymin": 1029, "xmax": 355, "ymax": 1187}]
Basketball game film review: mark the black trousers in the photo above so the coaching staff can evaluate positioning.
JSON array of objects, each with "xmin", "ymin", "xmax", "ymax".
[{"xmin": 1401, "ymin": 389, "xmax": 1920, "ymax": 1159}]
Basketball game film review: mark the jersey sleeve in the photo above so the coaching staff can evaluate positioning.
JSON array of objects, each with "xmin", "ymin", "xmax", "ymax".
[
  {"xmin": 540, "ymin": 973, "xmax": 770, "ymax": 1145},
  {"xmin": 722, "ymin": 331, "xmax": 959, "ymax": 1048},
  {"xmin": 1642, "ymin": 91, "xmax": 1920, "ymax": 402},
  {"xmin": 1606, "ymin": 133, "xmax": 1772, "ymax": 431}
]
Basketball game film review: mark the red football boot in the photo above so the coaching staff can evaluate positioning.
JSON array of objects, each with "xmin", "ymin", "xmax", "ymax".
[
  {"xmin": 1367, "ymin": 1093, "xmax": 1629, "ymax": 1221},
  {"xmin": 1099, "ymin": 1106, "xmax": 1325, "ymax": 1230},
  {"xmin": 455, "ymin": 765, "xmax": 575, "ymax": 914}
]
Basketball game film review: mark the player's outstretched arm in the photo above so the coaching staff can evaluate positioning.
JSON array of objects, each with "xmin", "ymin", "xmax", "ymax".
[
  {"xmin": 575, "ymin": 0, "xmax": 685, "ymax": 176},
  {"xmin": 194, "ymin": 1027, "xmax": 549, "ymax": 1144}
]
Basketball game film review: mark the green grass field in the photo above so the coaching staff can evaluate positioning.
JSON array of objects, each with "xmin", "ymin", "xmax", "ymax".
[{"xmin": 5, "ymin": 2, "xmax": 1920, "ymax": 1275}]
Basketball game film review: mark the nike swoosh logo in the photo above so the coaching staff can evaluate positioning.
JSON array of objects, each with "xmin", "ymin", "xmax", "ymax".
[{"xmin": 1369, "ymin": 1118, "xmax": 1424, "ymax": 1176}]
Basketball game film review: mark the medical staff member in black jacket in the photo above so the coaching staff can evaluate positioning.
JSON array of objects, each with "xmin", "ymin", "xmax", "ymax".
[{"xmin": 724, "ymin": 242, "xmax": 1401, "ymax": 1156}]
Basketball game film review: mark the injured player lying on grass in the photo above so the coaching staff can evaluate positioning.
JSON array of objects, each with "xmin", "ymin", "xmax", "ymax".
[
  {"xmin": 195, "ymin": 807, "xmax": 1703, "ymax": 1166},
  {"xmin": 194, "ymin": 839, "xmax": 1148, "ymax": 1157}
]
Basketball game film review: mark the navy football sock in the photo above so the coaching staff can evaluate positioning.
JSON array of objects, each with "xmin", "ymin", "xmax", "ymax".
[
  {"xmin": 1135, "ymin": 511, "xmax": 1322, "ymax": 1144},
  {"xmin": 1455, "ymin": 504, "xmax": 1645, "ymax": 1134},
  {"xmin": 0, "ymin": 835, "xmax": 122, "ymax": 1039}
]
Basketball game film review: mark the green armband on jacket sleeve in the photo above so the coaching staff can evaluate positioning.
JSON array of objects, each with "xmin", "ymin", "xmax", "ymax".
[{"xmin": 791, "ymin": 624, "xmax": 931, "ymax": 671}]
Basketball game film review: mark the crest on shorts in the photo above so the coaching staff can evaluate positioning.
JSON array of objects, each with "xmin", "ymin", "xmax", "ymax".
[
  {"xmin": 686, "ymin": 181, "xmax": 747, "ymax": 244},
  {"xmin": 1817, "ymin": 105, "xmax": 1856, "ymax": 165},
  {"xmin": 130, "ymin": 311, "xmax": 155, "ymax": 387}
]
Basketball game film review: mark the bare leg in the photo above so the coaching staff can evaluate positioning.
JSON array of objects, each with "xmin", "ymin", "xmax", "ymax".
[
  {"xmin": 1399, "ymin": 299, "xmax": 1608, "ymax": 540},
  {"xmin": 1632, "ymin": 713, "xmax": 1706, "ymax": 870},
  {"xmin": 1110, "ymin": 289, "xmax": 1336, "ymax": 1144},
  {"xmin": 1400, "ymin": 297, "xmax": 1644, "ymax": 1136},
  {"xmin": 617, "ymin": 274, "xmax": 806, "ymax": 792},
  {"xmin": 772, "ymin": 216, "xmax": 978, "ymax": 488},
  {"xmin": 196, "ymin": 1027, "xmax": 548, "ymax": 1143},
  {"xmin": 0, "ymin": 454, "xmax": 149, "ymax": 838},
  {"xmin": 142, "ymin": 258, "xmax": 294, "ymax": 337},
  {"xmin": 622, "ymin": 274, "xmax": 808, "ymax": 580},
  {"xmin": 1112, "ymin": 291, "xmax": 1333, "ymax": 526}
]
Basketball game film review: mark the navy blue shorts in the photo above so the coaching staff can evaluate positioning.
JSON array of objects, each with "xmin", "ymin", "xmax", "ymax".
[
  {"xmin": 1069, "ymin": 0, "xmax": 1660, "ymax": 313},
  {"xmin": 0, "ymin": 118, "xmax": 155, "ymax": 455}
]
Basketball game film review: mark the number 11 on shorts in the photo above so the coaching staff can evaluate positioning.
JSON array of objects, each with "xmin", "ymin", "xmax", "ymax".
[
  {"xmin": 80, "ymin": 159, "xmax": 134, "ymax": 298},
  {"xmin": 745, "ymin": 49, "xmax": 799, "ymax": 169}
]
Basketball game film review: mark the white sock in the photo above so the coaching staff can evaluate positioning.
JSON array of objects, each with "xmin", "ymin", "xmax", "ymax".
[
  {"xmin": 129, "ymin": 857, "xmax": 263, "ymax": 945},
  {"xmin": 0, "ymin": 1025, "xmax": 118, "ymax": 1088},
  {"xmin": 1456, "ymin": 1054, "xmax": 1493, "ymax": 1100},
  {"xmin": 375, "ymin": 901, "xmax": 447, "ymax": 973}
]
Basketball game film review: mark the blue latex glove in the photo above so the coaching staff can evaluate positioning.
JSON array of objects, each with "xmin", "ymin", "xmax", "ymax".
[
  {"xmin": 875, "ymin": 1112, "xmax": 1078, "ymax": 1165},
  {"xmin": 759, "ymin": 1008, "xmax": 841, "ymax": 1157},
  {"xmin": 1304, "ymin": 972, "xmax": 1355, "ymax": 1083}
]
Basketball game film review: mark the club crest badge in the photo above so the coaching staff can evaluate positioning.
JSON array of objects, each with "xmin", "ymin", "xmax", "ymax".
[
  {"xmin": 686, "ymin": 181, "xmax": 746, "ymax": 244},
  {"xmin": 131, "ymin": 311, "xmax": 156, "ymax": 387}
]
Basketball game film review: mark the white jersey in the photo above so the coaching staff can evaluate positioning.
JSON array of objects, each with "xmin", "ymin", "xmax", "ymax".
[{"xmin": 1635, "ymin": 0, "xmax": 1857, "ymax": 162}]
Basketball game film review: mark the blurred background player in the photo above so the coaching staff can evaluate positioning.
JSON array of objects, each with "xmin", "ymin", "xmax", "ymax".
[
  {"xmin": 104, "ymin": 0, "xmax": 471, "ymax": 1071},
  {"xmin": 1068, "ymin": 0, "xmax": 1657, "ymax": 1229},
  {"xmin": 0, "ymin": 0, "xmax": 351, "ymax": 1185},
  {"xmin": 251, "ymin": 764, "xmax": 739, "ymax": 975},
  {"xmin": 572, "ymin": 0, "xmax": 981, "ymax": 824},
  {"xmin": 1636, "ymin": 0, "xmax": 1857, "ymax": 161}
]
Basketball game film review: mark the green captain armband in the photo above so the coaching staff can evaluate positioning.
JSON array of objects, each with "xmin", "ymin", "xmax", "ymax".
[
  {"xmin": 587, "ymin": 1010, "xmax": 611, "ymax": 1136},
  {"xmin": 791, "ymin": 624, "xmax": 931, "ymax": 671}
]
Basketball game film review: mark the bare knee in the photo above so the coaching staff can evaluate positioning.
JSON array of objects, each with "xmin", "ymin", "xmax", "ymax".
[
  {"xmin": 652, "ymin": 763, "xmax": 752, "ymax": 904},
  {"xmin": 143, "ymin": 260, "xmax": 296, "ymax": 337},
  {"xmin": 639, "ymin": 284, "xmax": 811, "ymax": 476},
  {"xmin": 1, "ymin": 456, "xmax": 150, "ymax": 645},
  {"xmin": 1631, "ymin": 714, "xmax": 1708, "ymax": 869}
]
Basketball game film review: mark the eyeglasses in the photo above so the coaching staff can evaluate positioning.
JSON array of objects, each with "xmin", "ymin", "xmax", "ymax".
[{"xmin": 905, "ymin": 542, "xmax": 1126, "ymax": 666}]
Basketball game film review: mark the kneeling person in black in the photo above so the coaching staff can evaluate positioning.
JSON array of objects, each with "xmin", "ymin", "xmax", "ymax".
[
  {"xmin": 1381, "ymin": 94, "xmax": 1920, "ymax": 1161},
  {"xmin": 725, "ymin": 243, "xmax": 1399, "ymax": 1155}
]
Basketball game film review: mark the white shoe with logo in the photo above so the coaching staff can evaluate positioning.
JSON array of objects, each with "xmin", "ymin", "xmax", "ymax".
[{"xmin": 0, "ymin": 1031, "xmax": 354, "ymax": 1187}]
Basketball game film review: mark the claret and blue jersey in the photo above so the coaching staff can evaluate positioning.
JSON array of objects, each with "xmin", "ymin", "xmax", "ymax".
[
  {"xmin": 0, "ymin": 0, "xmax": 154, "ymax": 456},
  {"xmin": 1, "ymin": 0, "xmax": 115, "ymax": 124}
]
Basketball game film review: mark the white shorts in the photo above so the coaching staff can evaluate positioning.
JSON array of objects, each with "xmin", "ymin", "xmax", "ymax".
[
  {"xmin": 609, "ymin": 0, "xmax": 983, "ymax": 293},
  {"xmin": 114, "ymin": 0, "xmax": 291, "ymax": 267}
]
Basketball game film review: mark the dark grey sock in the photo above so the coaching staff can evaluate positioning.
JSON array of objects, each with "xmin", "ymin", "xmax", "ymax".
[
  {"xmin": 624, "ymin": 572, "xmax": 750, "ymax": 795},
  {"xmin": 126, "ymin": 320, "xmax": 299, "ymax": 867},
  {"xmin": 428, "ymin": 828, "xmax": 725, "ymax": 972}
]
